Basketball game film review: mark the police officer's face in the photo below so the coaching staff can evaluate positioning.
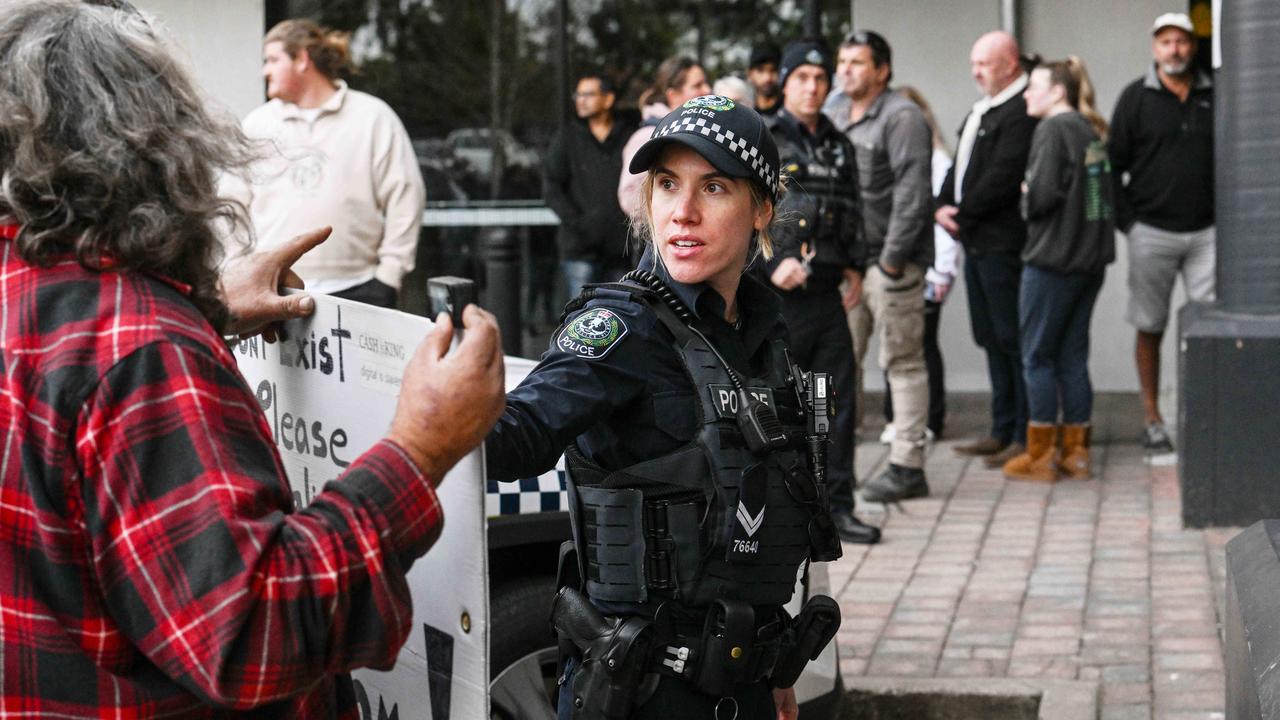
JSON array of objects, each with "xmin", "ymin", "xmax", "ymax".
[
  {"xmin": 782, "ymin": 65, "xmax": 830, "ymax": 123},
  {"xmin": 836, "ymin": 45, "xmax": 887, "ymax": 101},
  {"xmin": 649, "ymin": 145, "xmax": 772, "ymax": 302}
]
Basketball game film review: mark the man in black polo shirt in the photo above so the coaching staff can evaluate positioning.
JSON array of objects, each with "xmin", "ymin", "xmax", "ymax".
[
  {"xmin": 1109, "ymin": 12, "xmax": 1215, "ymax": 453},
  {"xmin": 544, "ymin": 71, "xmax": 635, "ymax": 302}
]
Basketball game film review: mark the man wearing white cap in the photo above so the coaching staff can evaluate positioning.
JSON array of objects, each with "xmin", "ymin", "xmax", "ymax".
[{"xmin": 1109, "ymin": 12, "xmax": 1214, "ymax": 453}]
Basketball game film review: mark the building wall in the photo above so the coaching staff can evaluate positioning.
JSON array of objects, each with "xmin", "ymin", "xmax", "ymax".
[
  {"xmin": 853, "ymin": 0, "xmax": 1187, "ymax": 409},
  {"xmin": 136, "ymin": 0, "xmax": 265, "ymax": 119}
]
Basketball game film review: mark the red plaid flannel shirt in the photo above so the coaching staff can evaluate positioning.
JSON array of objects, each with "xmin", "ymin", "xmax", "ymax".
[{"xmin": 0, "ymin": 224, "xmax": 442, "ymax": 717}]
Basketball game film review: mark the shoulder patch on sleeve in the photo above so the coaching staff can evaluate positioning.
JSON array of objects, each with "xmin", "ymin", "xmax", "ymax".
[{"xmin": 554, "ymin": 307, "xmax": 630, "ymax": 360}]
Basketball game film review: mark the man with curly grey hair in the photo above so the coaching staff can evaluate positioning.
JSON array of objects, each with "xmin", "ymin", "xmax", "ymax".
[{"xmin": 0, "ymin": 1, "xmax": 504, "ymax": 716}]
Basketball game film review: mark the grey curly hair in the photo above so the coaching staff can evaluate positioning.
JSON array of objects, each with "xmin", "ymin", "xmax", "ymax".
[{"xmin": 0, "ymin": 0, "xmax": 256, "ymax": 328}]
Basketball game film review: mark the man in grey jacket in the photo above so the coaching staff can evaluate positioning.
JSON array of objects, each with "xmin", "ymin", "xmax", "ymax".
[{"xmin": 824, "ymin": 30, "xmax": 935, "ymax": 503}]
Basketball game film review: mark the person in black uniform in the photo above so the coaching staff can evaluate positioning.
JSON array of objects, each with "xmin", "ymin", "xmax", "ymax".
[
  {"xmin": 487, "ymin": 97, "xmax": 844, "ymax": 720},
  {"xmin": 760, "ymin": 40, "xmax": 880, "ymax": 544}
]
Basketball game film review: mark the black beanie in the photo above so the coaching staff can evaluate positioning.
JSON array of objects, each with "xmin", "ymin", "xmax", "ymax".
[{"xmin": 779, "ymin": 40, "xmax": 833, "ymax": 88}]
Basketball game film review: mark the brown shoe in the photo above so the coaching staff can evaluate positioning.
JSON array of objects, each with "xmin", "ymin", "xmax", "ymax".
[
  {"xmin": 984, "ymin": 441, "xmax": 1026, "ymax": 468},
  {"xmin": 954, "ymin": 436, "xmax": 1007, "ymax": 456},
  {"xmin": 1002, "ymin": 424, "xmax": 1058, "ymax": 482}
]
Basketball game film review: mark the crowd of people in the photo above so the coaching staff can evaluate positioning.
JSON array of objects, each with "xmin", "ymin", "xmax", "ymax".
[
  {"xmin": 542, "ymin": 12, "xmax": 1214, "ymax": 511},
  {"xmin": 0, "ymin": 1, "xmax": 1215, "ymax": 717}
]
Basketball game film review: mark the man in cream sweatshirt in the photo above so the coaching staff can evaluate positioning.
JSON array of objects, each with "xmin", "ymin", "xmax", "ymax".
[{"xmin": 236, "ymin": 19, "xmax": 425, "ymax": 309}]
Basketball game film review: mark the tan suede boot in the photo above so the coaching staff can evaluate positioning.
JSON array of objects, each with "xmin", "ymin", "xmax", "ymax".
[
  {"xmin": 1002, "ymin": 423, "xmax": 1058, "ymax": 483},
  {"xmin": 1058, "ymin": 424, "xmax": 1091, "ymax": 479}
]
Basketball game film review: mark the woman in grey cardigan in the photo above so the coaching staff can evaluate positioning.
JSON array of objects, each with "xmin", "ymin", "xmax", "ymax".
[{"xmin": 1003, "ymin": 57, "xmax": 1115, "ymax": 483}]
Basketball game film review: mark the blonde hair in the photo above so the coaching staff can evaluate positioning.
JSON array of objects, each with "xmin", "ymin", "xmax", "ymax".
[
  {"xmin": 1039, "ymin": 56, "xmax": 1108, "ymax": 139},
  {"xmin": 630, "ymin": 170, "xmax": 783, "ymax": 265},
  {"xmin": 265, "ymin": 19, "xmax": 351, "ymax": 80}
]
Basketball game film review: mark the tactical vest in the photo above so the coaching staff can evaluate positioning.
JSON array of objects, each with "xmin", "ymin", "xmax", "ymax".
[
  {"xmin": 767, "ymin": 114, "xmax": 863, "ymax": 271},
  {"xmin": 564, "ymin": 285, "xmax": 822, "ymax": 608}
]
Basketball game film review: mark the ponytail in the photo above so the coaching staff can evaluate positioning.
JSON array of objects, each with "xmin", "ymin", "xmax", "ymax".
[
  {"xmin": 1067, "ymin": 56, "xmax": 1108, "ymax": 140},
  {"xmin": 1041, "ymin": 56, "xmax": 1109, "ymax": 140}
]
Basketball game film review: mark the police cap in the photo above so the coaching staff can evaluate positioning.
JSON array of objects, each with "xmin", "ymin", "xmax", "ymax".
[{"xmin": 628, "ymin": 95, "xmax": 780, "ymax": 199}]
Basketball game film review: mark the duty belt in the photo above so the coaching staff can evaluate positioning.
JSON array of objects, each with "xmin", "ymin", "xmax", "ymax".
[
  {"xmin": 650, "ymin": 599, "xmax": 788, "ymax": 695},
  {"xmin": 552, "ymin": 585, "xmax": 841, "ymax": 719}
]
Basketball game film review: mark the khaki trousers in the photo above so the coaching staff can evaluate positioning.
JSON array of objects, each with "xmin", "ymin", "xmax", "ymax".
[{"xmin": 849, "ymin": 263, "xmax": 929, "ymax": 468}]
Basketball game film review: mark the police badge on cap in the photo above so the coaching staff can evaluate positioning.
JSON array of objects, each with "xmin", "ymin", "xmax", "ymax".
[
  {"xmin": 628, "ymin": 95, "xmax": 780, "ymax": 199},
  {"xmin": 778, "ymin": 39, "xmax": 833, "ymax": 88}
]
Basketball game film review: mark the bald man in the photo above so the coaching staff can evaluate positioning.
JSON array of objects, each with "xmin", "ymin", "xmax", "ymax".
[{"xmin": 935, "ymin": 31, "xmax": 1038, "ymax": 468}]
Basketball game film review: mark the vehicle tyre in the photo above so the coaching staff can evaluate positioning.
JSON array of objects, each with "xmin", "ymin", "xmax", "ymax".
[{"xmin": 489, "ymin": 574, "xmax": 560, "ymax": 720}]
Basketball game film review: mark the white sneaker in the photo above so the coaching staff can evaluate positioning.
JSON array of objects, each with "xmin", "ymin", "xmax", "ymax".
[
  {"xmin": 881, "ymin": 424, "xmax": 934, "ymax": 447},
  {"xmin": 879, "ymin": 425, "xmax": 896, "ymax": 444}
]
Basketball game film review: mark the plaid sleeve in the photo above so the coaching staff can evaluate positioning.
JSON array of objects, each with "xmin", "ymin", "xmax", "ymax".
[{"xmin": 75, "ymin": 335, "xmax": 441, "ymax": 709}]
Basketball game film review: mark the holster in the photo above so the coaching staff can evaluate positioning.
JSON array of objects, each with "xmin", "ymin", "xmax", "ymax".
[
  {"xmin": 554, "ymin": 542, "xmax": 583, "ymax": 680},
  {"xmin": 551, "ymin": 586, "xmax": 655, "ymax": 720},
  {"xmin": 771, "ymin": 594, "xmax": 841, "ymax": 689},
  {"xmin": 691, "ymin": 599, "xmax": 755, "ymax": 698}
]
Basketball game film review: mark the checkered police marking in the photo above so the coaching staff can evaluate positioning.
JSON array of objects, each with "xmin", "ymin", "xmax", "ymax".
[
  {"xmin": 486, "ymin": 470, "xmax": 568, "ymax": 516},
  {"xmin": 653, "ymin": 115, "xmax": 776, "ymax": 189}
]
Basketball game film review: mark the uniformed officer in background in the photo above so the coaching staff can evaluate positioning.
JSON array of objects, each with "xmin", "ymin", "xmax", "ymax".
[
  {"xmin": 487, "ymin": 97, "xmax": 843, "ymax": 719},
  {"xmin": 760, "ymin": 39, "xmax": 880, "ymax": 545}
]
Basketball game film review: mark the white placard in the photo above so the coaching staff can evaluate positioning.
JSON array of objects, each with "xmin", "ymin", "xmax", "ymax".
[{"xmin": 233, "ymin": 294, "xmax": 488, "ymax": 720}]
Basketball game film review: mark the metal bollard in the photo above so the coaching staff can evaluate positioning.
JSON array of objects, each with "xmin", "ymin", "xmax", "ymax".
[{"xmin": 481, "ymin": 226, "xmax": 522, "ymax": 356}]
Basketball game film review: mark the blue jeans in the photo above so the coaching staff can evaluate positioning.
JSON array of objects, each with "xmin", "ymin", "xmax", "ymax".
[
  {"xmin": 561, "ymin": 259, "xmax": 601, "ymax": 306},
  {"xmin": 964, "ymin": 251, "xmax": 1027, "ymax": 444},
  {"xmin": 1019, "ymin": 265, "xmax": 1104, "ymax": 424}
]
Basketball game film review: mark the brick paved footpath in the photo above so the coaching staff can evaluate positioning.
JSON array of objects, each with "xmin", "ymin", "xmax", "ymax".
[{"xmin": 835, "ymin": 404, "xmax": 1237, "ymax": 720}]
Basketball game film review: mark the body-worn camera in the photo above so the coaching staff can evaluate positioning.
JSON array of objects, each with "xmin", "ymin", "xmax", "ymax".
[{"xmin": 783, "ymin": 351, "xmax": 842, "ymax": 562}]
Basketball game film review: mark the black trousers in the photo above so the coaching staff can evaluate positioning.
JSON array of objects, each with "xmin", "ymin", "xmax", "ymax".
[
  {"xmin": 331, "ymin": 277, "xmax": 398, "ymax": 309},
  {"xmin": 964, "ymin": 251, "xmax": 1027, "ymax": 444},
  {"xmin": 778, "ymin": 288, "xmax": 858, "ymax": 513}
]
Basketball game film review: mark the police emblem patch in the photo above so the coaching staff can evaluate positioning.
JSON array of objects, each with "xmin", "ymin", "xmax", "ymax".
[
  {"xmin": 683, "ymin": 94, "xmax": 736, "ymax": 112},
  {"xmin": 555, "ymin": 308, "xmax": 629, "ymax": 360}
]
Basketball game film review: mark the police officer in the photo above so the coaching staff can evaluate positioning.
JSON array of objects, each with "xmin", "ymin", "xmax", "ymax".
[
  {"xmin": 760, "ymin": 39, "xmax": 880, "ymax": 545},
  {"xmin": 487, "ymin": 97, "xmax": 843, "ymax": 720}
]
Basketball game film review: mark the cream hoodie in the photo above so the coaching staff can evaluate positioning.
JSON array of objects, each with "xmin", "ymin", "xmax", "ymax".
[{"xmin": 234, "ymin": 82, "xmax": 426, "ymax": 290}]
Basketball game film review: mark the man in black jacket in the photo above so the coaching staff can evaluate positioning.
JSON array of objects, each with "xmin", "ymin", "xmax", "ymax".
[
  {"xmin": 544, "ymin": 72, "xmax": 635, "ymax": 303},
  {"xmin": 762, "ymin": 40, "xmax": 881, "ymax": 543},
  {"xmin": 935, "ymin": 30, "xmax": 1037, "ymax": 468},
  {"xmin": 1109, "ymin": 12, "xmax": 1214, "ymax": 454}
]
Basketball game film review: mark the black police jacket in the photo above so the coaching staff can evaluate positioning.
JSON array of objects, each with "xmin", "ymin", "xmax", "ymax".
[
  {"xmin": 758, "ymin": 108, "xmax": 867, "ymax": 292},
  {"xmin": 486, "ymin": 255, "xmax": 789, "ymax": 481}
]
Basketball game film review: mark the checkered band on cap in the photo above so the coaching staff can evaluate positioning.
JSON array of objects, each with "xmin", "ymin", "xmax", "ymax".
[{"xmin": 653, "ymin": 115, "xmax": 777, "ymax": 190}]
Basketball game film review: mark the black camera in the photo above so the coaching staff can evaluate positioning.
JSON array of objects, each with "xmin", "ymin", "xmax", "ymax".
[{"xmin": 426, "ymin": 276, "xmax": 476, "ymax": 328}]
